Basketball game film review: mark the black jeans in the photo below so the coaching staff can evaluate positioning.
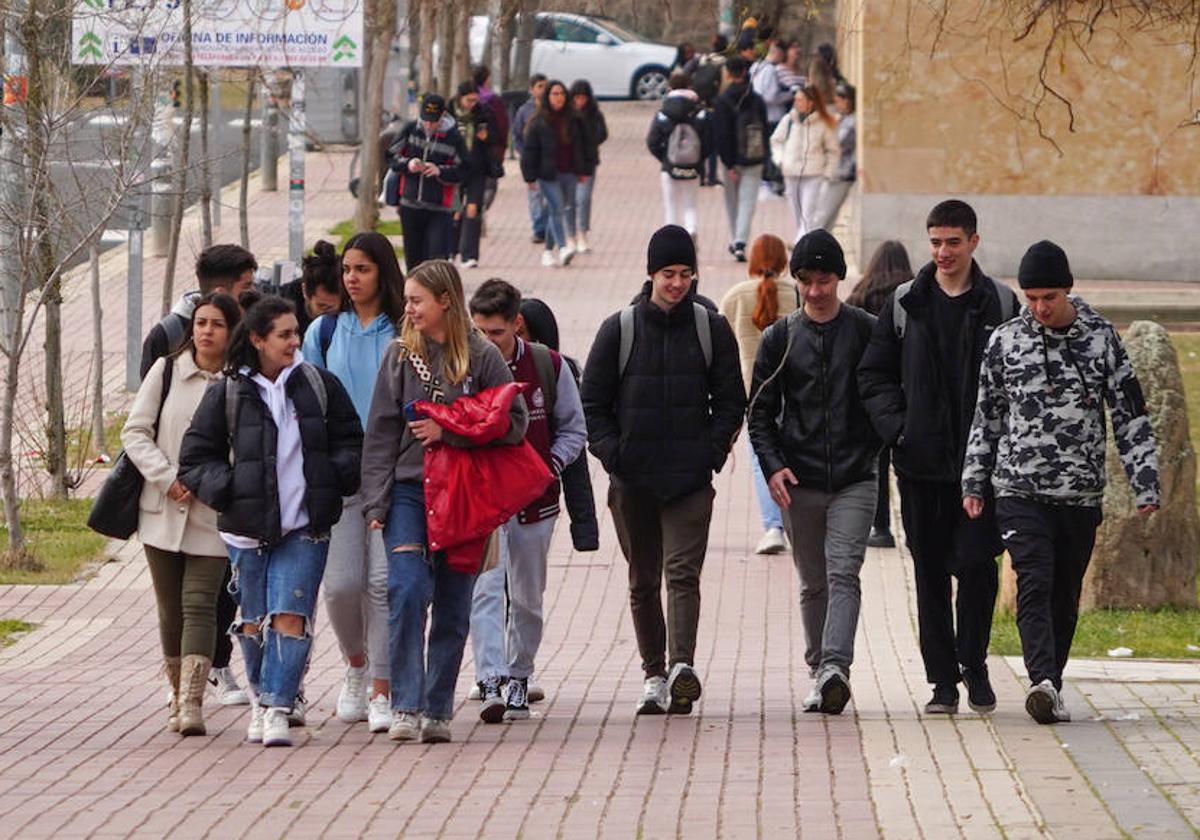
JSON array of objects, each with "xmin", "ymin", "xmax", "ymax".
[
  {"xmin": 400, "ymin": 206, "xmax": 453, "ymax": 271},
  {"xmin": 996, "ymin": 497, "xmax": 1101, "ymax": 690},
  {"xmin": 898, "ymin": 478, "xmax": 1001, "ymax": 686},
  {"xmin": 874, "ymin": 448, "xmax": 892, "ymax": 533}
]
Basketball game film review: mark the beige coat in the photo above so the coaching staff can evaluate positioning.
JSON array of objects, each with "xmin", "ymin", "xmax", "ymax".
[
  {"xmin": 770, "ymin": 109, "xmax": 840, "ymax": 179},
  {"xmin": 121, "ymin": 353, "xmax": 225, "ymax": 556},
  {"xmin": 718, "ymin": 277, "xmax": 801, "ymax": 396}
]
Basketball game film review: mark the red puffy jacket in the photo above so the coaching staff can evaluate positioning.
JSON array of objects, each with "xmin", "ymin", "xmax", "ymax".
[{"xmin": 416, "ymin": 382, "xmax": 552, "ymax": 573}]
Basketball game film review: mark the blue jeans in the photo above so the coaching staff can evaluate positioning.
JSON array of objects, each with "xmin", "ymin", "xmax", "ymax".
[
  {"xmin": 227, "ymin": 529, "xmax": 329, "ymax": 709},
  {"xmin": 383, "ymin": 481, "xmax": 476, "ymax": 719},
  {"xmin": 749, "ymin": 437, "xmax": 783, "ymax": 531},
  {"xmin": 527, "ymin": 185, "xmax": 547, "ymax": 238},
  {"xmin": 575, "ymin": 173, "xmax": 595, "ymax": 233},
  {"xmin": 538, "ymin": 173, "xmax": 577, "ymax": 249}
]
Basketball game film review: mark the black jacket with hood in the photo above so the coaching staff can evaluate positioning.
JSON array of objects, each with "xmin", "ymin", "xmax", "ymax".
[
  {"xmin": 749, "ymin": 304, "xmax": 881, "ymax": 492},
  {"xmin": 520, "ymin": 110, "xmax": 598, "ymax": 183},
  {"xmin": 647, "ymin": 90, "xmax": 710, "ymax": 180},
  {"xmin": 713, "ymin": 81, "xmax": 768, "ymax": 170},
  {"xmin": 857, "ymin": 260, "xmax": 1020, "ymax": 484},
  {"xmin": 581, "ymin": 281, "xmax": 746, "ymax": 501}
]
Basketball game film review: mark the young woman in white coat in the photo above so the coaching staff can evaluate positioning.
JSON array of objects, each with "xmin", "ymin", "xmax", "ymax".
[
  {"xmin": 770, "ymin": 84, "xmax": 840, "ymax": 243},
  {"xmin": 121, "ymin": 292, "xmax": 240, "ymax": 736}
]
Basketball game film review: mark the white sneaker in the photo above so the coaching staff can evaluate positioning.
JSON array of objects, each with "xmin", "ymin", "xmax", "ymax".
[
  {"xmin": 263, "ymin": 707, "xmax": 293, "ymax": 746},
  {"xmin": 389, "ymin": 711, "xmax": 420, "ymax": 741},
  {"xmin": 636, "ymin": 676, "xmax": 668, "ymax": 715},
  {"xmin": 287, "ymin": 692, "xmax": 307, "ymax": 727},
  {"xmin": 246, "ymin": 702, "xmax": 265, "ymax": 743},
  {"xmin": 467, "ymin": 683, "xmax": 482, "ymax": 701},
  {"xmin": 541, "ymin": 250, "xmax": 557, "ymax": 268},
  {"xmin": 802, "ymin": 683, "xmax": 822, "ymax": 713},
  {"xmin": 528, "ymin": 676, "xmax": 545, "ymax": 704},
  {"xmin": 666, "ymin": 663, "xmax": 702, "ymax": 715},
  {"xmin": 576, "ymin": 232, "xmax": 590, "ymax": 253},
  {"xmin": 461, "ymin": 258, "xmax": 479, "ymax": 268},
  {"xmin": 367, "ymin": 694, "xmax": 392, "ymax": 733},
  {"xmin": 211, "ymin": 667, "xmax": 250, "ymax": 706},
  {"xmin": 336, "ymin": 664, "xmax": 369, "ymax": 723},
  {"xmin": 558, "ymin": 246, "xmax": 575, "ymax": 267},
  {"xmin": 755, "ymin": 527, "xmax": 788, "ymax": 555},
  {"xmin": 1025, "ymin": 679, "xmax": 1070, "ymax": 724},
  {"xmin": 420, "ymin": 717, "xmax": 452, "ymax": 743}
]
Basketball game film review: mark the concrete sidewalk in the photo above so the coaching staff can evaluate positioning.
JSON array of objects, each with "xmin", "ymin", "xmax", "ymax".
[{"xmin": 1, "ymin": 101, "xmax": 1198, "ymax": 839}]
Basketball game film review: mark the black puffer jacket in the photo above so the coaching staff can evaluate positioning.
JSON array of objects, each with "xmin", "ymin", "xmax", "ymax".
[
  {"xmin": 857, "ymin": 260, "xmax": 1020, "ymax": 483},
  {"xmin": 714, "ymin": 81, "xmax": 767, "ymax": 170},
  {"xmin": 748, "ymin": 305, "xmax": 880, "ymax": 492},
  {"xmin": 178, "ymin": 364, "xmax": 363, "ymax": 545},
  {"xmin": 647, "ymin": 92, "xmax": 709, "ymax": 180},
  {"xmin": 520, "ymin": 111, "xmax": 597, "ymax": 183},
  {"xmin": 581, "ymin": 282, "xmax": 746, "ymax": 501}
]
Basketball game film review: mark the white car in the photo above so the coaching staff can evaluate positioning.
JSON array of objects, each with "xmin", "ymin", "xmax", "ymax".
[{"xmin": 469, "ymin": 13, "xmax": 676, "ymax": 100}]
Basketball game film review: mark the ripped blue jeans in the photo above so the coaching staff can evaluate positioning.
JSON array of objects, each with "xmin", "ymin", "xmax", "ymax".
[
  {"xmin": 227, "ymin": 529, "xmax": 329, "ymax": 709},
  {"xmin": 384, "ymin": 480, "xmax": 476, "ymax": 720}
]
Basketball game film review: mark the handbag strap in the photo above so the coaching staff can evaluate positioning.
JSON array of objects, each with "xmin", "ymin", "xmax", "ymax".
[
  {"xmin": 153, "ymin": 357, "xmax": 174, "ymax": 438},
  {"xmin": 400, "ymin": 344, "xmax": 446, "ymax": 404}
]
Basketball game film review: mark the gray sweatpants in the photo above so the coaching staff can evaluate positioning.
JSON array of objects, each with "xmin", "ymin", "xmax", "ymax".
[
  {"xmin": 470, "ymin": 515, "xmax": 557, "ymax": 682},
  {"xmin": 322, "ymin": 492, "xmax": 390, "ymax": 681},
  {"xmin": 784, "ymin": 477, "xmax": 877, "ymax": 677}
]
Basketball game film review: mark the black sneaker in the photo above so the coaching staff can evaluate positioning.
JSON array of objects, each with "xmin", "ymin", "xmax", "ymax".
[
  {"xmin": 866, "ymin": 527, "xmax": 896, "ymax": 548},
  {"xmin": 924, "ymin": 684, "xmax": 959, "ymax": 715},
  {"xmin": 478, "ymin": 676, "xmax": 506, "ymax": 724},
  {"xmin": 531, "ymin": 234, "xmax": 545, "ymax": 244},
  {"xmin": 666, "ymin": 663, "xmax": 702, "ymax": 715},
  {"xmin": 962, "ymin": 666, "xmax": 996, "ymax": 713},
  {"xmin": 504, "ymin": 677, "xmax": 530, "ymax": 721},
  {"xmin": 819, "ymin": 668, "xmax": 852, "ymax": 715},
  {"xmin": 733, "ymin": 243, "xmax": 747, "ymax": 263}
]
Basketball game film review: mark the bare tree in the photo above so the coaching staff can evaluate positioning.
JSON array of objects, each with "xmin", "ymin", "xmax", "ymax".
[
  {"xmin": 438, "ymin": 1, "xmax": 456, "ymax": 97},
  {"xmin": 418, "ymin": 0, "xmax": 435, "ymax": 93},
  {"xmin": 197, "ymin": 70, "xmax": 213, "ymax": 248},
  {"xmin": 355, "ymin": 0, "xmax": 397, "ymax": 233},
  {"xmin": 88, "ymin": 242, "xmax": 105, "ymax": 461},
  {"xmin": 453, "ymin": 0, "xmax": 471, "ymax": 84},
  {"xmin": 160, "ymin": 0, "xmax": 196, "ymax": 317},
  {"xmin": 238, "ymin": 70, "xmax": 254, "ymax": 249}
]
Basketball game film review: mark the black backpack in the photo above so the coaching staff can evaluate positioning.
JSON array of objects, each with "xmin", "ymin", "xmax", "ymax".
[{"xmin": 735, "ymin": 89, "xmax": 765, "ymax": 165}]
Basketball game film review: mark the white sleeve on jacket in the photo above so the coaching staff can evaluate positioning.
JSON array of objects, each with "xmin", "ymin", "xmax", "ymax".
[
  {"xmin": 549, "ymin": 366, "xmax": 587, "ymax": 474},
  {"xmin": 120, "ymin": 358, "xmax": 177, "ymax": 495}
]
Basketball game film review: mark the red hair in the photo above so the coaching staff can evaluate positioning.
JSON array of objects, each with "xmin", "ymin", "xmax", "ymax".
[{"xmin": 749, "ymin": 234, "xmax": 790, "ymax": 331}]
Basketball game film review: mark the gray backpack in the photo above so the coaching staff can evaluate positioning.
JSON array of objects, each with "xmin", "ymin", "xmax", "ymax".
[
  {"xmin": 892, "ymin": 278, "xmax": 1016, "ymax": 339},
  {"xmin": 225, "ymin": 362, "xmax": 328, "ymax": 444},
  {"xmin": 666, "ymin": 120, "xmax": 702, "ymax": 168},
  {"xmin": 618, "ymin": 302, "xmax": 712, "ymax": 377}
]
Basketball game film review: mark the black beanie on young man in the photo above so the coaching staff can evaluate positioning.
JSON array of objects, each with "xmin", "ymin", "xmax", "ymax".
[
  {"xmin": 1018, "ymin": 240, "xmax": 1074, "ymax": 289},
  {"xmin": 790, "ymin": 229, "xmax": 847, "ymax": 279},
  {"xmin": 420, "ymin": 93, "xmax": 446, "ymax": 121},
  {"xmin": 647, "ymin": 225, "xmax": 697, "ymax": 276}
]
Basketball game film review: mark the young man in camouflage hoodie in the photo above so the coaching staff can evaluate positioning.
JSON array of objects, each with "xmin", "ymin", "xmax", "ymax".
[{"xmin": 962, "ymin": 240, "xmax": 1160, "ymax": 725}]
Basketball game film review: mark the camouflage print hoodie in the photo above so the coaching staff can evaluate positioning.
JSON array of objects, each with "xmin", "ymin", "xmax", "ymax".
[{"xmin": 962, "ymin": 295, "xmax": 1160, "ymax": 508}]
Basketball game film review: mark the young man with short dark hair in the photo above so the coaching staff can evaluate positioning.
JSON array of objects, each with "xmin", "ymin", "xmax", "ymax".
[
  {"xmin": 582, "ymin": 225, "xmax": 746, "ymax": 716},
  {"xmin": 963, "ymin": 240, "xmax": 1159, "ymax": 724},
  {"xmin": 858, "ymin": 200, "xmax": 1019, "ymax": 716},
  {"xmin": 512, "ymin": 75, "xmax": 549, "ymax": 243},
  {"xmin": 749, "ymin": 230, "xmax": 879, "ymax": 714},
  {"xmin": 467, "ymin": 278, "xmax": 587, "ymax": 722},
  {"xmin": 140, "ymin": 243, "xmax": 258, "ymax": 378}
]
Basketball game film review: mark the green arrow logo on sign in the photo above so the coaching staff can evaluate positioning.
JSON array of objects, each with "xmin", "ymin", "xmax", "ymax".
[
  {"xmin": 82, "ymin": 0, "xmax": 104, "ymax": 9},
  {"xmin": 78, "ymin": 31, "xmax": 103, "ymax": 60},
  {"xmin": 332, "ymin": 35, "xmax": 356, "ymax": 62}
]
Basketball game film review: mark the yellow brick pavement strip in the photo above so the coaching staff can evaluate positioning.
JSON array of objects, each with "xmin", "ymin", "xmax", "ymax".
[{"xmin": 0, "ymin": 101, "xmax": 1197, "ymax": 838}]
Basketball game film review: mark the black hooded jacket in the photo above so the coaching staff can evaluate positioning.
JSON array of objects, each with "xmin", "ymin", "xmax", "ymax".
[
  {"xmin": 646, "ymin": 93, "xmax": 709, "ymax": 180},
  {"xmin": 582, "ymin": 282, "xmax": 746, "ymax": 501},
  {"xmin": 749, "ymin": 304, "xmax": 881, "ymax": 492},
  {"xmin": 857, "ymin": 260, "xmax": 1020, "ymax": 483}
]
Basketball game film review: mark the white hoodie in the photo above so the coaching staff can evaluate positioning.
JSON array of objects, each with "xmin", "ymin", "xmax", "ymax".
[{"xmin": 221, "ymin": 353, "xmax": 310, "ymax": 550}]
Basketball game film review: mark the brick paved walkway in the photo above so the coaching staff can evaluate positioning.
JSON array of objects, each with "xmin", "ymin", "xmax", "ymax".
[{"xmin": 1, "ymin": 102, "xmax": 1198, "ymax": 839}]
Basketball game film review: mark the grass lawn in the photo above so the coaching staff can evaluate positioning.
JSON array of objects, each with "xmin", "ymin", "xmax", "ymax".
[
  {"xmin": 327, "ymin": 218, "xmax": 403, "ymax": 253},
  {"xmin": 0, "ymin": 619, "xmax": 34, "ymax": 646},
  {"xmin": 991, "ymin": 332, "xmax": 1200, "ymax": 660},
  {"xmin": 0, "ymin": 499, "xmax": 108, "ymax": 585}
]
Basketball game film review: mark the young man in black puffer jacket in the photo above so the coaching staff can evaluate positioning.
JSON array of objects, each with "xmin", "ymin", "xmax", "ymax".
[{"xmin": 582, "ymin": 225, "xmax": 745, "ymax": 719}]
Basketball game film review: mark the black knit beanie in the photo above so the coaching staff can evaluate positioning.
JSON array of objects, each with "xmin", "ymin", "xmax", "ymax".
[
  {"xmin": 420, "ymin": 93, "xmax": 446, "ymax": 121},
  {"xmin": 790, "ymin": 229, "xmax": 847, "ymax": 279},
  {"xmin": 1018, "ymin": 240, "xmax": 1073, "ymax": 289},
  {"xmin": 646, "ymin": 225, "xmax": 697, "ymax": 276}
]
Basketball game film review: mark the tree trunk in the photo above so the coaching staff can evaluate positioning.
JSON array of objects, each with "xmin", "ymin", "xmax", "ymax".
[
  {"xmin": 355, "ymin": 0, "xmax": 394, "ymax": 233},
  {"xmin": 198, "ymin": 70, "xmax": 213, "ymax": 249},
  {"xmin": 437, "ymin": 1, "xmax": 456, "ymax": 97},
  {"xmin": 89, "ymin": 242, "xmax": 105, "ymax": 459},
  {"xmin": 239, "ymin": 71, "xmax": 254, "ymax": 249},
  {"xmin": 0, "ymin": 345, "xmax": 23, "ymax": 551},
  {"xmin": 418, "ymin": 0, "xmax": 435, "ymax": 94},
  {"xmin": 495, "ymin": 0, "xmax": 519, "ymax": 89},
  {"xmin": 161, "ymin": 0, "xmax": 196, "ymax": 317},
  {"xmin": 453, "ymin": 0, "xmax": 471, "ymax": 84},
  {"xmin": 511, "ymin": 4, "xmax": 537, "ymax": 89}
]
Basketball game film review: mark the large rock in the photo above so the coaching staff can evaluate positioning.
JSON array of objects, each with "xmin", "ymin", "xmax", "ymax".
[
  {"xmin": 999, "ymin": 320, "xmax": 1198, "ymax": 612},
  {"xmin": 1082, "ymin": 321, "xmax": 1198, "ymax": 609}
]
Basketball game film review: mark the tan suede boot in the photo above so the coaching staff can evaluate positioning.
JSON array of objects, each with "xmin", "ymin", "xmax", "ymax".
[
  {"xmin": 165, "ymin": 656, "xmax": 181, "ymax": 732},
  {"xmin": 178, "ymin": 654, "xmax": 212, "ymax": 736}
]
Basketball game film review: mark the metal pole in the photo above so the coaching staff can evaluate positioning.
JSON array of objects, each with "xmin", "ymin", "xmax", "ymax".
[
  {"xmin": 126, "ymin": 228, "xmax": 143, "ymax": 390},
  {"xmin": 150, "ymin": 90, "xmax": 174, "ymax": 256},
  {"xmin": 260, "ymin": 77, "xmax": 279, "ymax": 191},
  {"xmin": 288, "ymin": 69, "xmax": 305, "ymax": 263},
  {"xmin": 211, "ymin": 75, "xmax": 221, "ymax": 228},
  {"xmin": 0, "ymin": 3, "xmax": 28, "ymax": 352}
]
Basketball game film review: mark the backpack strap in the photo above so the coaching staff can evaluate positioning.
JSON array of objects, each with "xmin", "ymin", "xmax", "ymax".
[
  {"xmin": 318, "ymin": 314, "xmax": 338, "ymax": 366},
  {"xmin": 152, "ymin": 357, "xmax": 174, "ymax": 437},
  {"xmin": 298, "ymin": 362, "xmax": 328, "ymax": 418},
  {"xmin": 161, "ymin": 312, "xmax": 188, "ymax": 356},
  {"xmin": 528, "ymin": 341, "xmax": 559, "ymax": 425},
  {"xmin": 994, "ymin": 278, "xmax": 1016, "ymax": 323},
  {"xmin": 892, "ymin": 279, "xmax": 915, "ymax": 339},
  {"xmin": 618, "ymin": 305, "xmax": 636, "ymax": 377},
  {"xmin": 692, "ymin": 302, "xmax": 713, "ymax": 369}
]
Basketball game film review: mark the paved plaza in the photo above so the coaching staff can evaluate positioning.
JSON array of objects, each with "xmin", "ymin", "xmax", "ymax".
[{"xmin": 0, "ymin": 102, "xmax": 1198, "ymax": 839}]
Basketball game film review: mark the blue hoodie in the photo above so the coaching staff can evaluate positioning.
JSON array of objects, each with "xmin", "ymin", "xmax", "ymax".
[{"xmin": 302, "ymin": 311, "xmax": 397, "ymax": 424}]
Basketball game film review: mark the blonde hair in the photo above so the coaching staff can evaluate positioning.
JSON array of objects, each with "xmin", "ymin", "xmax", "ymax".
[{"xmin": 399, "ymin": 260, "xmax": 473, "ymax": 384}]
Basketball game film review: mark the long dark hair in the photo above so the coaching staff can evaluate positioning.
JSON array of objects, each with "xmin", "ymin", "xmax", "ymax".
[
  {"xmin": 847, "ymin": 241, "xmax": 914, "ymax": 316},
  {"xmin": 176, "ymin": 291, "xmax": 241, "ymax": 362},
  {"xmin": 569, "ymin": 79, "xmax": 599, "ymax": 119},
  {"xmin": 341, "ymin": 231, "xmax": 406, "ymax": 324},
  {"xmin": 224, "ymin": 296, "xmax": 297, "ymax": 377}
]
